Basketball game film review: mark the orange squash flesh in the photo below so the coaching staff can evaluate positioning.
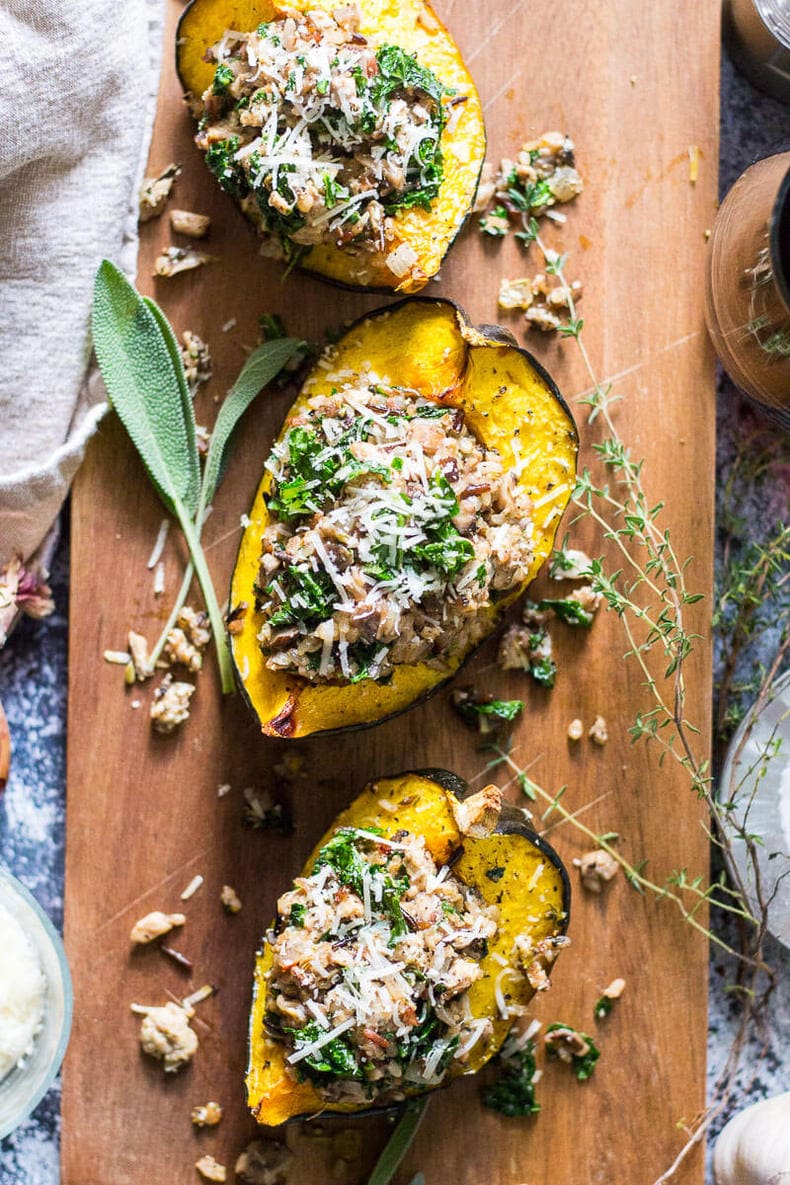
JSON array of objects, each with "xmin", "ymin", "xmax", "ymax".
[
  {"xmin": 246, "ymin": 770, "xmax": 570, "ymax": 1125},
  {"xmin": 176, "ymin": 0, "xmax": 486, "ymax": 292},
  {"xmin": 229, "ymin": 298, "xmax": 578, "ymax": 738}
]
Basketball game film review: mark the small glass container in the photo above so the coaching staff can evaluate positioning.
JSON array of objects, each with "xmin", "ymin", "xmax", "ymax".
[
  {"xmin": 705, "ymin": 151, "xmax": 790, "ymax": 428},
  {"xmin": 723, "ymin": 0, "xmax": 790, "ymax": 104},
  {"xmin": 0, "ymin": 867, "xmax": 73, "ymax": 1140},
  {"xmin": 720, "ymin": 671, "xmax": 790, "ymax": 950}
]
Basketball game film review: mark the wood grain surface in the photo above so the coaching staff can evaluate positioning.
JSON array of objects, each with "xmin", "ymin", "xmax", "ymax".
[{"xmin": 63, "ymin": 1, "xmax": 720, "ymax": 1182}]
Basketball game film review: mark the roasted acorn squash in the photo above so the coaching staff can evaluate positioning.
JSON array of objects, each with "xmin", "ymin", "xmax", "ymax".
[
  {"xmin": 229, "ymin": 298, "xmax": 578, "ymax": 738},
  {"xmin": 246, "ymin": 768, "xmax": 570, "ymax": 1124},
  {"xmin": 175, "ymin": 0, "xmax": 485, "ymax": 292}
]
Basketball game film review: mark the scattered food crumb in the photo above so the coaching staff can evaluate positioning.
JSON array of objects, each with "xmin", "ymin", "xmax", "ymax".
[
  {"xmin": 146, "ymin": 519, "xmax": 170, "ymax": 570},
  {"xmin": 544, "ymin": 1024, "xmax": 600, "ymax": 1079},
  {"xmin": 549, "ymin": 541, "xmax": 593, "ymax": 580},
  {"xmin": 131, "ymin": 1001, "xmax": 198, "ymax": 1072},
  {"xmin": 129, "ymin": 910, "xmax": 186, "ymax": 945},
  {"xmin": 217, "ymin": 783, "xmax": 231, "ymax": 798},
  {"xmin": 160, "ymin": 945, "xmax": 193, "ymax": 971},
  {"xmin": 242, "ymin": 786, "xmax": 293, "ymax": 834},
  {"xmin": 573, "ymin": 848, "xmax": 619, "ymax": 892},
  {"xmin": 154, "ymin": 246, "xmax": 216, "ymax": 278},
  {"xmin": 516, "ymin": 271, "xmax": 583, "ymax": 334},
  {"xmin": 629, "ymin": 74, "xmax": 637, "ymax": 85},
  {"xmin": 567, "ymin": 718, "xmax": 584, "ymax": 742},
  {"xmin": 181, "ymin": 874, "xmax": 204, "ymax": 901},
  {"xmin": 688, "ymin": 144, "xmax": 700, "ymax": 184},
  {"xmin": 220, "ymin": 885, "xmax": 242, "ymax": 914},
  {"xmin": 192, "ymin": 1101, "xmax": 224, "ymax": 1128},
  {"xmin": 195, "ymin": 1154, "xmax": 226, "ymax": 1182},
  {"xmin": 472, "ymin": 161, "xmax": 496, "ymax": 212},
  {"xmin": 235, "ymin": 1139, "xmax": 293, "ymax": 1185},
  {"xmin": 128, "ymin": 629, "xmax": 153, "ymax": 681},
  {"xmin": 153, "ymin": 561, "xmax": 166, "ymax": 598},
  {"xmin": 103, "ymin": 649, "xmax": 131, "ymax": 666},
  {"xmin": 450, "ymin": 687, "xmax": 524, "ymax": 733},
  {"xmin": 478, "ymin": 132, "xmax": 583, "ymax": 239},
  {"xmin": 181, "ymin": 330, "xmax": 212, "ymax": 390},
  {"xmin": 139, "ymin": 163, "xmax": 180, "ymax": 223},
  {"xmin": 183, "ymin": 983, "xmax": 215, "ymax": 1010},
  {"xmin": 151, "ymin": 674, "xmax": 195, "ymax": 734},
  {"xmin": 595, "ymin": 977, "xmax": 626, "ymax": 1018},
  {"xmin": 170, "ymin": 209, "xmax": 211, "ymax": 238},
  {"xmin": 588, "ymin": 715, "xmax": 608, "ymax": 746},
  {"xmin": 704, "ymin": 227, "xmax": 711, "ymax": 240},
  {"xmin": 164, "ymin": 606, "xmax": 211, "ymax": 673},
  {"xmin": 131, "ymin": 699, "xmax": 142, "ymax": 710},
  {"xmin": 222, "ymin": 317, "xmax": 237, "ymax": 333},
  {"xmin": 450, "ymin": 784, "xmax": 502, "ymax": 838}
]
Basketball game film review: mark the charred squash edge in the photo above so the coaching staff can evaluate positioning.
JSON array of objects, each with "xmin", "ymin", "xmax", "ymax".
[
  {"xmin": 228, "ymin": 296, "xmax": 578, "ymax": 739},
  {"xmin": 175, "ymin": 0, "xmax": 486, "ymax": 293},
  {"xmin": 245, "ymin": 767, "xmax": 570, "ymax": 1125}
]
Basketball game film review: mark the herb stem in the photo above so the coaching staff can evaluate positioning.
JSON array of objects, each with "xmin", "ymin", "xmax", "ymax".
[
  {"xmin": 178, "ymin": 508, "xmax": 234, "ymax": 694},
  {"xmin": 149, "ymin": 560, "xmax": 194, "ymax": 670},
  {"xmin": 368, "ymin": 1097, "xmax": 429, "ymax": 1185}
]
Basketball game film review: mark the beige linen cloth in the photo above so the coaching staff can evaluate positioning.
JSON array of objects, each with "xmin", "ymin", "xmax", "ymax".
[{"xmin": 0, "ymin": 0, "xmax": 164, "ymax": 565}]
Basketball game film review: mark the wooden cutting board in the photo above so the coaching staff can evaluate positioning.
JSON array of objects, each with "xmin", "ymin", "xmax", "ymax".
[{"xmin": 63, "ymin": 1, "xmax": 719, "ymax": 1182}]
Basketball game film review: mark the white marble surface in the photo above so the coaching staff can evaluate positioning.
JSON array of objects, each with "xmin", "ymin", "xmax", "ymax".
[{"xmin": 0, "ymin": 49, "xmax": 788, "ymax": 1185}]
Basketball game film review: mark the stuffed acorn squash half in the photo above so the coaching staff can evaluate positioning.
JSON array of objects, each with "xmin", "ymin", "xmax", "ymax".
[
  {"xmin": 247, "ymin": 770, "xmax": 570, "ymax": 1124},
  {"xmin": 229, "ymin": 298, "xmax": 578, "ymax": 738},
  {"xmin": 176, "ymin": 0, "xmax": 485, "ymax": 292}
]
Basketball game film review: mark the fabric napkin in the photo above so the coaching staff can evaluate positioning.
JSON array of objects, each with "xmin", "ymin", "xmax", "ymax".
[{"xmin": 0, "ymin": 0, "xmax": 164, "ymax": 566}]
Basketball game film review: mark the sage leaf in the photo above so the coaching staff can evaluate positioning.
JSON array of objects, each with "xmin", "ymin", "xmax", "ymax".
[
  {"xmin": 92, "ymin": 261, "xmax": 201, "ymax": 516},
  {"xmin": 142, "ymin": 295, "xmax": 200, "ymax": 513},
  {"xmin": 201, "ymin": 336, "xmax": 303, "ymax": 511},
  {"xmin": 368, "ymin": 1098, "xmax": 429, "ymax": 1185}
]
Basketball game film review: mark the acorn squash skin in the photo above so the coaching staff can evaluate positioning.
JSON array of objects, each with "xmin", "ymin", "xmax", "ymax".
[
  {"xmin": 175, "ymin": 0, "xmax": 486, "ymax": 293},
  {"xmin": 246, "ymin": 769, "xmax": 570, "ymax": 1126},
  {"xmin": 229, "ymin": 297, "xmax": 578, "ymax": 739}
]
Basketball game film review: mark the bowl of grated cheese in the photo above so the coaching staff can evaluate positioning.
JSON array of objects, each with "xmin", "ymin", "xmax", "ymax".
[{"xmin": 0, "ymin": 866, "xmax": 72, "ymax": 1140}]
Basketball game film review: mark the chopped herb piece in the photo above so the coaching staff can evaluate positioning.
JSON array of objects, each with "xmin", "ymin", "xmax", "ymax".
[
  {"xmin": 212, "ymin": 62, "xmax": 234, "ymax": 93},
  {"xmin": 288, "ymin": 902, "xmax": 306, "ymax": 927},
  {"xmin": 259, "ymin": 312, "xmax": 286, "ymax": 341},
  {"xmin": 529, "ymin": 655, "xmax": 557, "ymax": 688},
  {"xmin": 545, "ymin": 1023, "xmax": 600, "ymax": 1081},
  {"xmin": 205, "ymin": 136, "xmax": 248, "ymax": 199},
  {"xmin": 453, "ymin": 695, "xmax": 524, "ymax": 730},
  {"xmin": 538, "ymin": 597, "xmax": 595, "ymax": 628},
  {"xmin": 594, "ymin": 995, "xmax": 614, "ymax": 1019},
  {"xmin": 485, "ymin": 866, "xmax": 506, "ymax": 882},
  {"xmin": 482, "ymin": 1036, "xmax": 541, "ymax": 1117}
]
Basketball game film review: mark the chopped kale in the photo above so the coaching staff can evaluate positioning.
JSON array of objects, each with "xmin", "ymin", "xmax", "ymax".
[
  {"xmin": 370, "ymin": 44, "xmax": 446, "ymax": 106},
  {"xmin": 452, "ymin": 693, "xmax": 524, "ymax": 732},
  {"xmin": 205, "ymin": 136, "xmax": 248, "ymax": 199},
  {"xmin": 286, "ymin": 1021, "xmax": 363, "ymax": 1081},
  {"xmin": 267, "ymin": 565, "xmax": 334, "ymax": 628},
  {"xmin": 482, "ymin": 1038, "xmax": 541, "ymax": 1117},
  {"xmin": 545, "ymin": 1023, "xmax": 600, "ymax": 1081},
  {"xmin": 288, "ymin": 902, "xmax": 306, "ymax": 927},
  {"xmin": 212, "ymin": 62, "xmax": 235, "ymax": 94},
  {"xmin": 594, "ymin": 995, "xmax": 614, "ymax": 1020},
  {"xmin": 312, "ymin": 828, "xmax": 410, "ymax": 942},
  {"xmin": 413, "ymin": 520, "xmax": 475, "ymax": 576},
  {"xmin": 529, "ymin": 654, "xmax": 557, "ymax": 688},
  {"xmin": 538, "ymin": 597, "xmax": 595, "ymax": 629}
]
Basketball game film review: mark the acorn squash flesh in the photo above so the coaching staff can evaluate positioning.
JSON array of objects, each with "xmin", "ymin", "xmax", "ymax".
[
  {"xmin": 229, "ymin": 297, "xmax": 578, "ymax": 738},
  {"xmin": 175, "ymin": 0, "xmax": 485, "ymax": 292},
  {"xmin": 246, "ymin": 769, "xmax": 570, "ymax": 1124}
]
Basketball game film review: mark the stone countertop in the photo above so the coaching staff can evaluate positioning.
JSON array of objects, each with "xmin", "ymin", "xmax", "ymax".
[{"xmin": 1, "ymin": 50, "xmax": 788, "ymax": 1185}]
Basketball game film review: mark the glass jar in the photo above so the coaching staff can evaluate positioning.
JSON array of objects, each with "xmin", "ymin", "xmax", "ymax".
[{"xmin": 705, "ymin": 151, "xmax": 790, "ymax": 428}]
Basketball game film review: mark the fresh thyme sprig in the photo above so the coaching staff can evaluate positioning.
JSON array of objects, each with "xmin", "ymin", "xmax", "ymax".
[
  {"xmin": 91, "ymin": 261, "xmax": 303, "ymax": 692},
  {"xmin": 484, "ymin": 221, "xmax": 788, "ymax": 1180}
]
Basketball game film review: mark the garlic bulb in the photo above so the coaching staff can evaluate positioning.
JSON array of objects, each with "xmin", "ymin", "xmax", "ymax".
[{"xmin": 713, "ymin": 1092, "xmax": 790, "ymax": 1185}]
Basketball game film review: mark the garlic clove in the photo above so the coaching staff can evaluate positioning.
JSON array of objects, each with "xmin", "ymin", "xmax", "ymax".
[{"xmin": 713, "ymin": 1091, "xmax": 790, "ymax": 1185}]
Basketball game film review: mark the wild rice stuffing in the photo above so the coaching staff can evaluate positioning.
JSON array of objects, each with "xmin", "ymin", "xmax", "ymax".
[
  {"xmin": 255, "ymin": 378, "xmax": 534, "ymax": 683},
  {"xmin": 193, "ymin": 4, "xmax": 448, "ymax": 282},
  {"xmin": 264, "ymin": 824, "xmax": 500, "ymax": 1104}
]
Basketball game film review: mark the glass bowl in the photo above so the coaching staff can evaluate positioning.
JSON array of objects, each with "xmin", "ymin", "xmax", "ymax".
[
  {"xmin": 0, "ymin": 866, "xmax": 73, "ymax": 1140},
  {"xmin": 719, "ymin": 670, "xmax": 790, "ymax": 950}
]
